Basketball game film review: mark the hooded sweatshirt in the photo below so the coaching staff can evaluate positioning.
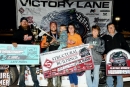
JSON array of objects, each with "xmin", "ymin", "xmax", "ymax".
[
  {"xmin": 12, "ymin": 26, "xmax": 34, "ymax": 44},
  {"xmin": 84, "ymin": 36, "xmax": 105, "ymax": 65}
]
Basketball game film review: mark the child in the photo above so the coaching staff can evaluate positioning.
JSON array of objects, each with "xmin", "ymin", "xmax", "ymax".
[
  {"xmin": 57, "ymin": 24, "xmax": 68, "ymax": 50},
  {"xmin": 84, "ymin": 25, "xmax": 105, "ymax": 87},
  {"xmin": 54, "ymin": 24, "xmax": 67, "ymax": 87}
]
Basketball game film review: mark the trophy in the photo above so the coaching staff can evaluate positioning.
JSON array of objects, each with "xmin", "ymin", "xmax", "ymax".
[{"xmin": 32, "ymin": 23, "xmax": 59, "ymax": 46}]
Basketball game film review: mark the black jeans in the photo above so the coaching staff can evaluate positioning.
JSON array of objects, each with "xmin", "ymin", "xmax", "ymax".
[{"xmin": 19, "ymin": 65, "xmax": 39, "ymax": 87}]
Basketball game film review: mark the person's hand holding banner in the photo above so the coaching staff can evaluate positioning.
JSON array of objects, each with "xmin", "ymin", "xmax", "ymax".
[
  {"xmin": 12, "ymin": 42, "xmax": 17, "ymax": 47},
  {"xmin": 88, "ymin": 45, "xmax": 93, "ymax": 49}
]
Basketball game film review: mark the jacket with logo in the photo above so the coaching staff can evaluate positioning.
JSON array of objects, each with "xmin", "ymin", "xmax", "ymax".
[
  {"xmin": 84, "ymin": 36, "xmax": 105, "ymax": 65},
  {"xmin": 12, "ymin": 26, "xmax": 34, "ymax": 44}
]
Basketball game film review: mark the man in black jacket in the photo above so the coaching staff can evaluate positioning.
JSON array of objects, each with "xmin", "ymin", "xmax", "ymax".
[
  {"xmin": 102, "ymin": 23, "xmax": 130, "ymax": 87},
  {"xmin": 12, "ymin": 17, "xmax": 39, "ymax": 87}
]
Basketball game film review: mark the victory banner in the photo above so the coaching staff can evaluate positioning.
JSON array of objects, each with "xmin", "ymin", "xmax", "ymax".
[
  {"xmin": 0, "ymin": 44, "xmax": 40, "ymax": 65},
  {"xmin": 106, "ymin": 49, "xmax": 130, "ymax": 76},
  {"xmin": 16, "ymin": 0, "xmax": 113, "ymax": 38},
  {"xmin": 40, "ymin": 44, "xmax": 94, "ymax": 78}
]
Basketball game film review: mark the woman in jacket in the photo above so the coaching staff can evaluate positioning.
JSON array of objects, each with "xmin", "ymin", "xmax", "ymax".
[{"xmin": 84, "ymin": 25, "xmax": 105, "ymax": 87}]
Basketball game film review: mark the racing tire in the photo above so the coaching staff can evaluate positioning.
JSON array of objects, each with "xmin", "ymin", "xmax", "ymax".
[{"xmin": 9, "ymin": 66, "xmax": 19, "ymax": 85}]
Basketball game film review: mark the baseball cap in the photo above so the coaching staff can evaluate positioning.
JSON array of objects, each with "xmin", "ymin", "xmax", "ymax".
[{"xmin": 20, "ymin": 17, "xmax": 28, "ymax": 22}]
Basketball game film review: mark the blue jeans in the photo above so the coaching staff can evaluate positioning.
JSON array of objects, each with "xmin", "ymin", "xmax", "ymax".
[
  {"xmin": 69, "ymin": 73, "xmax": 78, "ymax": 85},
  {"xmin": 106, "ymin": 76, "xmax": 123, "ymax": 87},
  {"xmin": 19, "ymin": 65, "xmax": 39, "ymax": 87},
  {"xmin": 85, "ymin": 65, "xmax": 100, "ymax": 87}
]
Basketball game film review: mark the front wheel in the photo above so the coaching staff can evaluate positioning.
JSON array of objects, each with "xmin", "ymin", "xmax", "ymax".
[{"xmin": 9, "ymin": 66, "xmax": 19, "ymax": 85}]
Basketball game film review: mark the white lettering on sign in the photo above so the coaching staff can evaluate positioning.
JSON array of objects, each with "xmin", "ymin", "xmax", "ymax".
[
  {"xmin": 108, "ymin": 70, "xmax": 130, "ymax": 74},
  {"xmin": 110, "ymin": 67, "xmax": 130, "ymax": 69},
  {"xmin": 0, "ymin": 50, "xmax": 23, "ymax": 54},
  {"xmin": 0, "ymin": 73, "xmax": 10, "ymax": 86}
]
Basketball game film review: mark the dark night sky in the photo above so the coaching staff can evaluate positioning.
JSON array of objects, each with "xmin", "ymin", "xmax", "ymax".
[
  {"xmin": 112, "ymin": 0, "xmax": 129, "ymax": 31},
  {"xmin": 0, "ymin": 0, "xmax": 129, "ymax": 31}
]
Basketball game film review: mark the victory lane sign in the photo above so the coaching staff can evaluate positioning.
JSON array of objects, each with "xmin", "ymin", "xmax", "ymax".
[
  {"xmin": 40, "ymin": 44, "xmax": 94, "ymax": 78},
  {"xmin": 0, "ymin": 44, "xmax": 40, "ymax": 65}
]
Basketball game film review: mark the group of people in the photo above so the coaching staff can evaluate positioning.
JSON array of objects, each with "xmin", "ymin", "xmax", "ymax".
[{"xmin": 11, "ymin": 17, "xmax": 130, "ymax": 87}]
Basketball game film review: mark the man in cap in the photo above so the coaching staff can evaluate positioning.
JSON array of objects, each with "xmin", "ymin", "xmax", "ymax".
[{"xmin": 12, "ymin": 17, "xmax": 39, "ymax": 87}]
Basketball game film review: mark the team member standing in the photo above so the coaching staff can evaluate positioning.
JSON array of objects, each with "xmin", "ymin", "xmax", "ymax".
[
  {"xmin": 12, "ymin": 17, "xmax": 39, "ymax": 87},
  {"xmin": 84, "ymin": 25, "xmax": 105, "ymax": 87},
  {"xmin": 102, "ymin": 23, "xmax": 130, "ymax": 87},
  {"xmin": 67, "ymin": 23, "xmax": 83, "ymax": 87}
]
